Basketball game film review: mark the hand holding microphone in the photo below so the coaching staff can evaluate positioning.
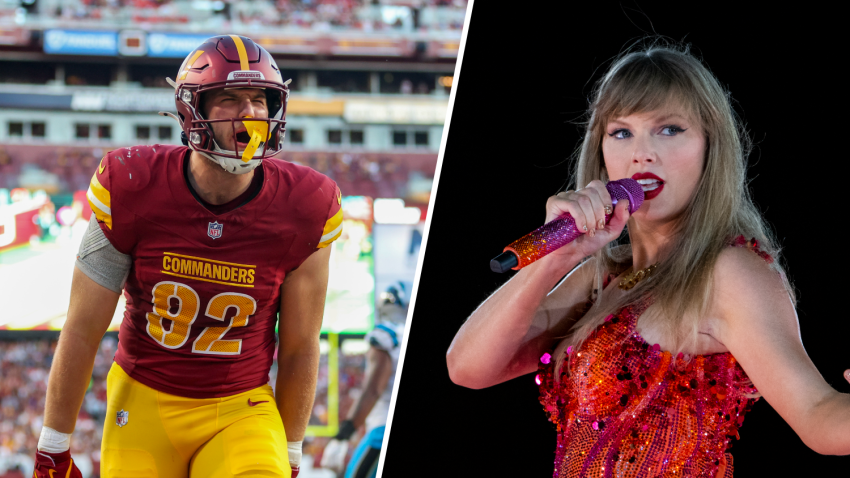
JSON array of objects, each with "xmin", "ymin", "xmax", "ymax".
[{"xmin": 491, "ymin": 178, "xmax": 644, "ymax": 273}]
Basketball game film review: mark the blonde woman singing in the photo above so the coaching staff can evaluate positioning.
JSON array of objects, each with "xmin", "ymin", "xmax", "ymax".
[{"xmin": 446, "ymin": 42, "xmax": 850, "ymax": 477}]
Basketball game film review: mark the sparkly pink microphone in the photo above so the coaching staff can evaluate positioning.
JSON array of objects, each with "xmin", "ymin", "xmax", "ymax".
[{"xmin": 490, "ymin": 178, "xmax": 644, "ymax": 273}]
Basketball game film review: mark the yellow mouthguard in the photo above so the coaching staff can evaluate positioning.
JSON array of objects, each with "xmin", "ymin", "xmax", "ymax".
[{"xmin": 241, "ymin": 116, "xmax": 270, "ymax": 163}]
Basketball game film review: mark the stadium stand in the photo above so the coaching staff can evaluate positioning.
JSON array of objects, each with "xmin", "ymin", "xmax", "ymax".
[{"xmin": 3, "ymin": 0, "xmax": 467, "ymax": 31}]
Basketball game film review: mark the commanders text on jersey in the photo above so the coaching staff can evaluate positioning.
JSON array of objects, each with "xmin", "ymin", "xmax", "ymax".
[{"xmin": 162, "ymin": 251, "xmax": 256, "ymax": 287}]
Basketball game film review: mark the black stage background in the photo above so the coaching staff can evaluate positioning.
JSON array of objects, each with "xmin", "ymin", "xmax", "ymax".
[{"xmin": 384, "ymin": 3, "xmax": 849, "ymax": 476}]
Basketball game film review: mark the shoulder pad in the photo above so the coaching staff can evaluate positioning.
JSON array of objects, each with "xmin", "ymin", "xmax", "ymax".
[
  {"xmin": 86, "ymin": 144, "xmax": 177, "ymax": 232},
  {"xmin": 264, "ymin": 161, "xmax": 342, "ymax": 251},
  {"xmin": 102, "ymin": 145, "xmax": 172, "ymax": 193}
]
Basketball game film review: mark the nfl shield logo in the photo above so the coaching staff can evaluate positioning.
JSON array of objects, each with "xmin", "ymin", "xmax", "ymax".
[
  {"xmin": 208, "ymin": 221, "xmax": 223, "ymax": 240},
  {"xmin": 116, "ymin": 409, "xmax": 129, "ymax": 427}
]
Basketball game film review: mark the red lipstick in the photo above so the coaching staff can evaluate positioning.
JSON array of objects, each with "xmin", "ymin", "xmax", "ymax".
[{"xmin": 631, "ymin": 172, "xmax": 665, "ymax": 200}]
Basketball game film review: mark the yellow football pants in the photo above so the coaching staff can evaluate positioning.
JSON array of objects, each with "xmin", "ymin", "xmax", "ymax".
[{"xmin": 101, "ymin": 363, "xmax": 291, "ymax": 478}]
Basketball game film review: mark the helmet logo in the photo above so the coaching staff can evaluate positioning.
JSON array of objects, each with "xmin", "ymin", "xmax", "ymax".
[
  {"xmin": 227, "ymin": 70, "xmax": 265, "ymax": 80},
  {"xmin": 180, "ymin": 90, "xmax": 193, "ymax": 103}
]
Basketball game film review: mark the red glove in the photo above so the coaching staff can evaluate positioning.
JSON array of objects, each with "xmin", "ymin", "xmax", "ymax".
[
  {"xmin": 291, "ymin": 465, "xmax": 299, "ymax": 478},
  {"xmin": 34, "ymin": 450, "xmax": 83, "ymax": 478}
]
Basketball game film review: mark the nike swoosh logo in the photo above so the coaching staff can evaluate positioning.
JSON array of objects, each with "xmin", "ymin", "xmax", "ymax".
[
  {"xmin": 248, "ymin": 399, "xmax": 269, "ymax": 407},
  {"xmin": 99, "ymin": 158, "xmax": 106, "ymax": 174},
  {"xmin": 49, "ymin": 470, "xmax": 56, "ymax": 478}
]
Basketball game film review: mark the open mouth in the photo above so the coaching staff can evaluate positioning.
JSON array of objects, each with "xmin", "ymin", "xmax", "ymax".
[
  {"xmin": 631, "ymin": 172, "xmax": 665, "ymax": 200},
  {"xmin": 236, "ymin": 131, "xmax": 250, "ymax": 143},
  {"xmin": 636, "ymin": 178, "xmax": 663, "ymax": 192}
]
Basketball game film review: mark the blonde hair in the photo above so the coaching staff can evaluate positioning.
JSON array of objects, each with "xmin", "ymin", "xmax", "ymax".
[{"xmin": 553, "ymin": 40, "xmax": 795, "ymax": 376}]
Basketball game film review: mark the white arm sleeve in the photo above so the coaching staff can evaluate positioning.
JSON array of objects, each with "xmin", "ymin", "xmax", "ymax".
[{"xmin": 75, "ymin": 219, "xmax": 131, "ymax": 293}]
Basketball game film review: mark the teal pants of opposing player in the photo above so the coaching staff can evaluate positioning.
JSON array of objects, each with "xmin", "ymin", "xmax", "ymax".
[{"xmin": 344, "ymin": 426, "xmax": 385, "ymax": 478}]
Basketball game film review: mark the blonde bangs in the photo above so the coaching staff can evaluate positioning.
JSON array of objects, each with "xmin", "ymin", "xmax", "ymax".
[{"xmin": 596, "ymin": 62, "xmax": 700, "ymax": 130}]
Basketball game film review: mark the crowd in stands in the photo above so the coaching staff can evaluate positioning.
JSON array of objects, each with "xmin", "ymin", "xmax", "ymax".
[
  {"xmin": 28, "ymin": 0, "xmax": 467, "ymax": 32},
  {"xmin": 0, "ymin": 338, "xmax": 368, "ymax": 477},
  {"xmin": 0, "ymin": 147, "xmax": 96, "ymax": 194},
  {"xmin": 0, "ymin": 145, "xmax": 437, "ymax": 204},
  {"xmin": 0, "ymin": 341, "xmax": 52, "ymax": 477},
  {"xmin": 288, "ymin": 150, "xmax": 435, "ymax": 201},
  {"xmin": 0, "ymin": 339, "xmax": 103, "ymax": 477}
]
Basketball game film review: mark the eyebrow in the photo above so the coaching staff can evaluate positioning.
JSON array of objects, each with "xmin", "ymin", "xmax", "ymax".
[
  {"xmin": 607, "ymin": 113, "xmax": 689, "ymax": 126},
  {"xmin": 654, "ymin": 113, "xmax": 688, "ymax": 122}
]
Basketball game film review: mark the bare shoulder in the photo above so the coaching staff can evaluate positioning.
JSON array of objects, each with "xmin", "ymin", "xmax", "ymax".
[
  {"xmin": 707, "ymin": 246, "xmax": 849, "ymax": 456},
  {"xmin": 714, "ymin": 245, "xmax": 784, "ymax": 295},
  {"xmin": 711, "ymin": 244, "xmax": 794, "ymax": 333}
]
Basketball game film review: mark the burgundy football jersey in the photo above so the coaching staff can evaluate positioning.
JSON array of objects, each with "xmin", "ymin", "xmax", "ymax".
[{"xmin": 86, "ymin": 144, "xmax": 342, "ymax": 398}]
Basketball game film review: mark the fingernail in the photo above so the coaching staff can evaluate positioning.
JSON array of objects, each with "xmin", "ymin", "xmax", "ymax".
[
  {"xmin": 598, "ymin": 219, "xmax": 605, "ymax": 229},
  {"xmin": 588, "ymin": 229, "xmax": 595, "ymax": 238},
  {"xmin": 583, "ymin": 224, "xmax": 588, "ymax": 232}
]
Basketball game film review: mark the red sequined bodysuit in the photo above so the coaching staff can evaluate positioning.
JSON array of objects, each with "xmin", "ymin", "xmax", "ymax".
[{"xmin": 538, "ymin": 237, "xmax": 768, "ymax": 478}]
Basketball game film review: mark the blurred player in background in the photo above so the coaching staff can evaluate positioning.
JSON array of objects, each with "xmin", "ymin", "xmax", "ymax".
[
  {"xmin": 33, "ymin": 35, "xmax": 342, "ymax": 478},
  {"xmin": 321, "ymin": 284, "xmax": 407, "ymax": 478}
]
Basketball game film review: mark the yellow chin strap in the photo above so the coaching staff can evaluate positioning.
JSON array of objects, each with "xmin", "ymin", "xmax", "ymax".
[{"xmin": 241, "ymin": 116, "xmax": 270, "ymax": 162}]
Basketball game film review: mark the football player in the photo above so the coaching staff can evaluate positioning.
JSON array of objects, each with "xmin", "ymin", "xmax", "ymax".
[
  {"xmin": 33, "ymin": 35, "xmax": 342, "ymax": 478},
  {"xmin": 321, "ymin": 285, "xmax": 407, "ymax": 478}
]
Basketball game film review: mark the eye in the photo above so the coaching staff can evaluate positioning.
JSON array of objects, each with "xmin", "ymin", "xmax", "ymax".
[
  {"xmin": 608, "ymin": 129, "xmax": 631, "ymax": 139},
  {"xmin": 660, "ymin": 125, "xmax": 687, "ymax": 136}
]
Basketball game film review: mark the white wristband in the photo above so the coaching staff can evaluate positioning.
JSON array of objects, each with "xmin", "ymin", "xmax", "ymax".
[
  {"xmin": 287, "ymin": 440, "xmax": 303, "ymax": 467},
  {"xmin": 37, "ymin": 427, "xmax": 71, "ymax": 454}
]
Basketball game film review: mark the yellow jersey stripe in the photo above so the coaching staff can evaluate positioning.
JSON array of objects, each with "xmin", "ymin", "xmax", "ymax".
[
  {"xmin": 87, "ymin": 190, "xmax": 112, "ymax": 230},
  {"xmin": 320, "ymin": 222, "xmax": 342, "ymax": 244},
  {"xmin": 229, "ymin": 35, "xmax": 249, "ymax": 71},
  {"xmin": 86, "ymin": 186, "xmax": 110, "ymax": 216},
  {"xmin": 318, "ymin": 229, "xmax": 342, "ymax": 248},
  {"xmin": 186, "ymin": 50, "xmax": 204, "ymax": 68},
  {"xmin": 163, "ymin": 252, "xmax": 256, "ymax": 268},
  {"xmin": 322, "ymin": 207, "xmax": 343, "ymax": 235},
  {"xmin": 89, "ymin": 173, "xmax": 111, "ymax": 209}
]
